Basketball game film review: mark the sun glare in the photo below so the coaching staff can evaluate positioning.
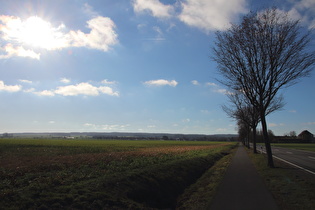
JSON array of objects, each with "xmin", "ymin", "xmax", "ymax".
[{"xmin": 14, "ymin": 16, "xmax": 68, "ymax": 50}]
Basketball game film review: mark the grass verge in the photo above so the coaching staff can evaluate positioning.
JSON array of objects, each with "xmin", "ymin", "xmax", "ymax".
[
  {"xmin": 176, "ymin": 146, "xmax": 237, "ymax": 209},
  {"xmin": 271, "ymin": 143, "xmax": 315, "ymax": 152},
  {"xmin": 247, "ymin": 149, "xmax": 315, "ymax": 210}
]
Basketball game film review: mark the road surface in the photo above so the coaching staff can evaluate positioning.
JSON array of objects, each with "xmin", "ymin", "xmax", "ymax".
[{"xmin": 256, "ymin": 145, "xmax": 315, "ymax": 175}]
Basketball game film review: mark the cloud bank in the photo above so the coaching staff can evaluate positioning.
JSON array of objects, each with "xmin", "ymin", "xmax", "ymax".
[
  {"xmin": 133, "ymin": 0, "xmax": 174, "ymax": 18},
  {"xmin": 0, "ymin": 80, "xmax": 119, "ymax": 97},
  {"xmin": 0, "ymin": 81, "xmax": 22, "ymax": 92},
  {"xmin": 37, "ymin": 82, "xmax": 119, "ymax": 97},
  {"xmin": 288, "ymin": 0, "xmax": 315, "ymax": 29},
  {"xmin": 0, "ymin": 15, "xmax": 118, "ymax": 59},
  {"xmin": 133, "ymin": 0, "xmax": 315, "ymax": 32},
  {"xmin": 132, "ymin": 0, "xmax": 248, "ymax": 32},
  {"xmin": 179, "ymin": 0, "xmax": 247, "ymax": 31}
]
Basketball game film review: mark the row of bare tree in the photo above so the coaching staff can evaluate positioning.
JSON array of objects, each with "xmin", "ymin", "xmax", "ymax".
[{"xmin": 212, "ymin": 8, "xmax": 315, "ymax": 167}]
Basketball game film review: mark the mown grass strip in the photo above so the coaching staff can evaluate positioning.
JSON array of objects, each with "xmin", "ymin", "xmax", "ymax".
[
  {"xmin": 247, "ymin": 149, "xmax": 315, "ymax": 210},
  {"xmin": 272, "ymin": 143, "xmax": 315, "ymax": 152}
]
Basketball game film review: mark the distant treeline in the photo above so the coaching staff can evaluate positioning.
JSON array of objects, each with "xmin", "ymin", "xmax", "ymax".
[
  {"xmin": 271, "ymin": 137, "xmax": 314, "ymax": 144},
  {"xmin": 91, "ymin": 135, "xmax": 238, "ymax": 142},
  {"xmin": 0, "ymin": 132, "xmax": 238, "ymax": 141}
]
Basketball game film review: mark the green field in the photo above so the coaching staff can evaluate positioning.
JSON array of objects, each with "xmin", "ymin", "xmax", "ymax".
[
  {"xmin": 0, "ymin": 138, "xmax": 236, "ymax": 209},
  {"xmin": 272, "ymin": 143, "xmax": 315, "ymax": 152}
]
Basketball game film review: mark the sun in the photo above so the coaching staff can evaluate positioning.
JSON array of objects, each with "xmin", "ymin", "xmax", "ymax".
[{"xmin": 17, "ymin": 16, "xmax": 68, "ymax": 50}]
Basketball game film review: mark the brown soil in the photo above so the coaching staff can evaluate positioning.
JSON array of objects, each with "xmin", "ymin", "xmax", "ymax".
[{"xmin": 0, "ymin": 144, "xmax": 228, "ymax": 171}]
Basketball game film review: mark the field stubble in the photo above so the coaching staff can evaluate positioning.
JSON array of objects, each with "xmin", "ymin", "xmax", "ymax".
[{"xmin": 0, "ymin": 139, "xmax": 236, "ymax": 209}]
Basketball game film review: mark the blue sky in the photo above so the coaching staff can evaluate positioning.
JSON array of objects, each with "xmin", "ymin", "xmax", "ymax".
[{"xmin": 0, "ymin": 0, "xmax": 314, "ymax": 135}]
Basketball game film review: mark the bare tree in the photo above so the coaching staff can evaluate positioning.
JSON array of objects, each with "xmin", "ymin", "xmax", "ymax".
[
  {"xmin": 223, "ymin": 91, "xmax": 283, "ymax": 153},
  {"xmin": 237, "ymin": 119, "xmax": 250, "ymax": 147},
  {"xmin": 213, "ymin": 8, "xmax": 315, "ymax": 167},
  {"xmin": 289, "ymin": 131, "xmax": 297, "ymax": 138},
  {"xmin": 222, "ymin": 92, "xmax": 259, "ymax": 152}
]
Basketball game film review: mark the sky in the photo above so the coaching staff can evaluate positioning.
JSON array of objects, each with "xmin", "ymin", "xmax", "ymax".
[{"xmin": 0, "ymin": 0, "xmax": 314, "ymax": 135}]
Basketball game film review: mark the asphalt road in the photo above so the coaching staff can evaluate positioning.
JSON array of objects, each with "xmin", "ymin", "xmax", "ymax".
[{"xmin": 257, "ymin": 145, "xmax": 315, "ymax": 175}]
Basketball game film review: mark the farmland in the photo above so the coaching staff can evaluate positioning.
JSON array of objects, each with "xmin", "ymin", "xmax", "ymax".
[{"xmin": 0, "ymin": 139, "xmax": 236, "ymax": 209}]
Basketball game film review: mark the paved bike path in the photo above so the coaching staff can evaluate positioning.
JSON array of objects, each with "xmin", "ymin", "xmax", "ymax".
[{"xmin": 209, "ymin": 144, "xmax": 278, "ymax": 210}]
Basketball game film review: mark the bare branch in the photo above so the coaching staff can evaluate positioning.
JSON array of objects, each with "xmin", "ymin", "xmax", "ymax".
[{"xmin": 213, "ymin": 8, "xmax": 315, "ymax": 167}]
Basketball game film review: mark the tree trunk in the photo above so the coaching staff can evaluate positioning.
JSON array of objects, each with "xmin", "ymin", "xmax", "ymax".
[
  {"xmin": 260, "ymin": 114, "xmax": 275, "ymax": 167},
  {"xmin": 252, "ymin": 126, "xmax": 257, "ymax": 154},
  {"xmin": 246, "ymin": 128, "xmax": 250, "ymax": 148}
]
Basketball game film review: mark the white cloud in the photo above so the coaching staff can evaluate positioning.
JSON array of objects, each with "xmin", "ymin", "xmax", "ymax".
[
  {"xmin": 0, "ymin": 15, "xmax": 69, "ymax": 51},
  {"xmin": 84, "ymin": 123, "xmax": 130, "ymax": 131},
  {"xmin": 24, "ymin": 88, "xmax": 35, "ymax": 93},
  {"xmin": 0, "ymin": 81, "xmax": 22, "ymax": 92},
  {"xmin": 213, "ymin": 88, "xmax": 228, "ymax": 94},
  {"xmin": 30, "ymin": 81, "xmax": 119, "ymax": 97},
  {"xmin": 50, "ymin": 82, "xmax": 119, "ymax": 97},
  {"xmin": 0, "ymin": 14, "xmax": 118, "ymax": 59},
  {"xmin": 69, "ymin": 16, "xmax": 118, "ymax": 51},
  {"xmin": 191, "ymin": 80, "xmax": 199, "ymax": 85},
  {"xmin": 98, "ymin": 86, "xmax": 120, "ymax": 97},
  {"xmin": 206, "ymin": 82, "xmax": 218, "ymax": 87},
  {"xmin": 288, "ymin": 0, "xmax": 315, "ymax": 29},
  {"xmin": 35, "ymin": 90, "xmax": 55, "ymax": 96},
  {"xmin": 133, "ymin": 0, "xmax": 174, "ymax": 18},
  {"xmin": 83, "ymin": 3, "xmax": 99, "ymax": 17},
  {"xmin": 54, "ymin": 83, "xmax": 99, "ymax": 96},
  {"xmin": 287, "ymin": 8, "xmax": 303, "ymax": 21},
  {"xmin": 144, "ymin": 79, "xmax": 178, "ymax": 87},
  {"xmin": 84, "ymin": 123, "xmax": 95, "ymax": 127},
  {"xmin": 133, "ymin": 0, "xmax": 248, "ymax": 32},
  {"xmin": 19, "ymin": 79, "xmax": 32, "ymax": 84},
  {"xmin": 205, "ymin": 82, "xmax": 231, "ymax": 95},
  {"xmin": 0, "ymin": 44, "xmax": 40, "ymax": 60},
  {"xmin": 54, "ymin": 82, "xmax": 116, "ymax": 96},
  {"xmin": 178, "ymin": 0, "xmax": 247, "ymax": 32},
  {"xmin": 60, "ymin": 78, "xmax": 71, "ymax": 84},
  {"xmin": 101, "ymin": 79, "xmax": 117, "ymax": 85}
]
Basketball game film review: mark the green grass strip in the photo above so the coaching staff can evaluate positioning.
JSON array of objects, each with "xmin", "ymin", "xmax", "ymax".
[
  {"xmin": 247, "ymin": 149, "xmax": 315, "ymax": 210},
  {"xmin": 272, "ymin": 143, "xmax": 315, "ymax": 152},
  {"xmin": 176, "ymin": 146, "xmax": 237, "ymax": 209}
]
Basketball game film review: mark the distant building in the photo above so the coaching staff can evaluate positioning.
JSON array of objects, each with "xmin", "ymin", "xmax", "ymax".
[
  {"xmin": 273, "ymin": 130, "xmax": 314, "ymax": 143},
  {"xmin": 298, "ymin": 130, "xmax": 314, "ymax": 143},
  {"xmin": 1, "ymin": 133, "xmax": 13, "ymax": 138}
]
